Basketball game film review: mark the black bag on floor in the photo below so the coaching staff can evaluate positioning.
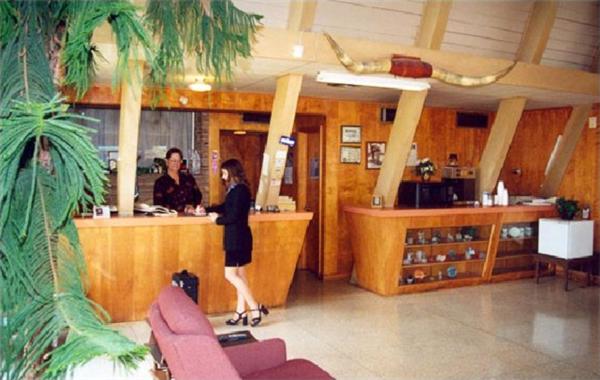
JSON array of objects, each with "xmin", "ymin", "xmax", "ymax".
[{"xmin": 171, "ymin": 269, "xmax": 199, "ymax": 304}]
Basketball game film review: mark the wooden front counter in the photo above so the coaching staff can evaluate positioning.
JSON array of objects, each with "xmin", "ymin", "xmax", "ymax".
[
  {"xmin": 344, "ymin": 205, "xmax": 556, "ymax": 296},
  {"xmin": 75, "ymin": 212, "xmax": 312, "ymax": 322}
]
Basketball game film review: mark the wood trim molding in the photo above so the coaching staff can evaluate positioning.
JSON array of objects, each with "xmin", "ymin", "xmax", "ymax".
[
  {"xmin": 540, "ymin": 104, "xmax": 593, "ymax": 197},
  {"xmin": 415, "ymin": 0, "xmax": 452, "ymax": 50}
]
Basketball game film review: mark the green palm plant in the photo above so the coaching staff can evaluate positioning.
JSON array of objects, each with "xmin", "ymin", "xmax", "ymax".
[{"xmin": 0, "ymin": 1, "xmax": 261, "ymax": 379}]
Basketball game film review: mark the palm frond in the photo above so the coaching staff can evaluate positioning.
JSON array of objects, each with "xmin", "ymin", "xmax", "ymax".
[
  {"xmin": 62, "ymin": 1, "xmax": 156, "ymax": 98},
  {"xmin": 0, "ymin": 0, "xmax": 18, "ymax": 46},
  {"xmin": 145, "ymin": 0, "xmax": 262, "ymax": 85}
]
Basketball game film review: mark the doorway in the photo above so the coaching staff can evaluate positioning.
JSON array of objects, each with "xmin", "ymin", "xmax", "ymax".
[{"xmin": 218, "ymin": 115, "xmax": 324, "ymax": 277}]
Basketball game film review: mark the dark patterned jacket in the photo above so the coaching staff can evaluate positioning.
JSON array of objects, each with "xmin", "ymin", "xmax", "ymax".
[{"xmin": 153, "ymin": 172, "xmax": 202, "ymax": 212}]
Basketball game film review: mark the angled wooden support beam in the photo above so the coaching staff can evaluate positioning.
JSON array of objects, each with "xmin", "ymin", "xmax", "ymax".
[
  {"xmin": 476, "ymin": 97, "xmax": 527, "ymax": 196},
  {"xmin": 415, "ymin": 0, "xmax": 452, "ymax": 49},
  {"xmin": 374, "ymin": 90, "xmax": 428, "ymax": 208},
  {"xmin": 517, "ymin": 0, "xmax": 557, "ymax": 64},
  {"xmin": 540, "ymin": 104, "xmax": 593, "ymax": 197},
  {"xmin": 287, "ymin": 0, "xmax": 317, "ymax": 32},
  {"xmin": 255, "ymin": 74, "xmax": 303, "ymax": 207},
  {"xmin": 117, "ymin": 61, "xmax": 144, "ymax": 216}
]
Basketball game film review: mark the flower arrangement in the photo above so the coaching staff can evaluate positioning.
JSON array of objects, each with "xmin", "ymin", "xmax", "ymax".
[
  {"xmin": 416, "ymin": 158, "xmax": 436, "ymax": 180},
  {"xmin": 556, "ymin": 197, "xmax": 579, "ymax": 220}
]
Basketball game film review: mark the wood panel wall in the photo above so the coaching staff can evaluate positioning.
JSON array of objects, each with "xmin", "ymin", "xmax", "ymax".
[
  {"xmin": 70, "ymin": 86, "xmax": 600, "ymax": 278},
  {"xmin": 500, "ymin": 105, "xmax": 600, "ymax": 250}
]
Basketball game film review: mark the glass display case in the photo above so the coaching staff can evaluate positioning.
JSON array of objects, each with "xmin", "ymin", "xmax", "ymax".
[
  {"xmin": 400, "ymin": 225, "xmax": 492, "ymax": 286},
  {"xmin": 492, "ymin": 221, "xmax": 538, "ymax": 276}
]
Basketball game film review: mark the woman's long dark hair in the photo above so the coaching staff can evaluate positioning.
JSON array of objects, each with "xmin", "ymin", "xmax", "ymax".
[{"xmin": 221, "ymin": 159, "xmax": 249, "ymax": 187}]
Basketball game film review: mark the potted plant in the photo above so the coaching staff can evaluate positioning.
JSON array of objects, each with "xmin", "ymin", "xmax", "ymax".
[
  {"xmin": 556, "ymin": 197, "xmax": 580, "ymax": 220},
  {"xmin": 416, "ymin": 158, "xmax": 436, "ymax": 181}
]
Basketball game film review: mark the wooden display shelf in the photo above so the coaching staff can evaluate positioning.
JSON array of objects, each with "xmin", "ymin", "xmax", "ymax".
[
  {"xmin": 397, "ymin": 273, "xmax": 484, "ymax": 294},
  {"xmin": 495, "ymin": 252, "xmax": 536, "ymax": 259},
  {"xmin": 499, "ymin": 237, "xmax": 537, "ymax": 242},
  {"xmin": 403, "ymin": 258, "xmax": 485, "ymax": 268},
  {"xmin": 344, "ymin": 205, "xmax": 557, "ymax": 296},
  {"xmin": 406, "ymin": 239, "xmax": 489, "ymax": 248}
]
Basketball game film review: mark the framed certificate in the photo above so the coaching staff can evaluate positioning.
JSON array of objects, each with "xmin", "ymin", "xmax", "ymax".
[
  {"xmin": 340, "ymin": 146, "xmax": 361, "ymax": 164},
  {"xmin": 340, "ymin": 125, "xmax": 361, "ymax": 144}
]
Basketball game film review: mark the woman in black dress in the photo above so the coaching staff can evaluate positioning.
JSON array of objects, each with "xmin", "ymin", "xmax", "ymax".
[{"xmin": 206, "ymin": 159, "xmax": 268, "ymax": 326}]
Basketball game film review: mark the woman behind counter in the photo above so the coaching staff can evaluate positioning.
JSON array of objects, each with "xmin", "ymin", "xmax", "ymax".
[
  {"xmin": 153, "ymin": 147, "xmax": 202, "ymax": 213},
  {"xmin": 206, "ymin": 159, "xmax": 269, "ymax": 327}
]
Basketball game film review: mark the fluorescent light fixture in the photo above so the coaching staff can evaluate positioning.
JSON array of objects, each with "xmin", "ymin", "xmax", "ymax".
[
  {"xmin": 189, "ymin": 79, "xmax": 212, "ymax": 92},
  {"xmin": 316, "ymin": 71, "xmax": 430, "ymax": 91}
]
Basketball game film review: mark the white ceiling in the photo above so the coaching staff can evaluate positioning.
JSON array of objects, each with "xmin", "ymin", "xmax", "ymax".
[{"xmin": 93, "ymin": 0, "xmax": 600, "ymax": 111}]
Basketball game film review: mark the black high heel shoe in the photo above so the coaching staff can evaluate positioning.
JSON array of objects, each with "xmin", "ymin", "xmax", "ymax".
[
  {"xmin": 250, "ymin": 305, "xmax": 269, "ymax": 327},
  {"xmin": 226, "ymin": 311, "xmax": 248, "ymax": 326}
]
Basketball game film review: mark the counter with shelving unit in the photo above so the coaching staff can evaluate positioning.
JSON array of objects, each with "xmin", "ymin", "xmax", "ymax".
[{"xmin": 344, "ymin": 205, "xmax": 556, "ymax": 296}]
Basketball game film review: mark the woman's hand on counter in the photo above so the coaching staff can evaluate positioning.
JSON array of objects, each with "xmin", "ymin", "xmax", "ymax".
[{"xmin": 208, "ymin": 212, "xmax": 219, "ymax": 223}]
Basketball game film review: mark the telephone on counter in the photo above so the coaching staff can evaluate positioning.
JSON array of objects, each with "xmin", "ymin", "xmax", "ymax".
[{"xmin": 134, "ymin": 203, "xmax": 178, "ymax": 217}]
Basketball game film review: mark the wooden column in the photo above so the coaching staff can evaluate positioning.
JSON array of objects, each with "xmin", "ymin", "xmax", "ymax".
[
  {"xmin": 117, "ymin": 61, "xmax": 144, "ymax": 216},
  {"xmin": 540, "ymin": 104, "xmax": 593, "ymax": 197},
  {"xmin": 374, "ymin": 90, "xmax": 428, "ymax": 208},
  {"xmin": 516, "ymin": 1, "xmax": 557, "ymax": 64},
  {"xmin": 287, "ymin": 0, "xmax": 317, "ymax": 31},
  {"xmin": 415, "ymin": 0, "xmax": 452, "ymax": 49},
  {"xmin": 476, "ymin": 97, "xmax": 527, "ymax": 196},
  {"xmin": 255, "ymin": 74, "xmax": 303, "ymax": 207}
]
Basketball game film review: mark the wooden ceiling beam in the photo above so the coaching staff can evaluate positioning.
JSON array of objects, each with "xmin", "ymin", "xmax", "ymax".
[
  {"xmin": 539, "ymin": 104, "xmax": 593, "ymax": 198},
  {"xmin": 255, "ymin": 74, "xmax": 304, "ymax": 207},
  {"xmin": 516, "ymin": 1, "xmax": 557, "ymax": 64},
  {"xmin": 415, "ymin": 0, "xmax": 452, "ymax": 50},
  {"xmin": 476, "ymin": 97, "xmax": 527, "ymax": 196},
  {"xmin": 91, "ymin": 25, "xmax": 599, "ymax": 96},
  {"xmin": 374, "ymin": 90, "xmax": 428, "ymax": 208},
  {"xmin": 287, "ymin": 0, "xmax": 317, "ymax": 32}
]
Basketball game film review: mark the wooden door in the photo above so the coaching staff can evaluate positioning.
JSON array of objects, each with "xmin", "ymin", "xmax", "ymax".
[
  {"xmin": 219, "ymin": 131, "xmax": 267, "ymax": 200},
  {"xmin": 296, "ymin": 124, "xmax": 323, "ymax": 275}
]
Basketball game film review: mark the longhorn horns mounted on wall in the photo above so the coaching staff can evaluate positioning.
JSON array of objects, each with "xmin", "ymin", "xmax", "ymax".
[{"xmin": 324, "ymin": 33, "xmax": 517, "ymax": 87}]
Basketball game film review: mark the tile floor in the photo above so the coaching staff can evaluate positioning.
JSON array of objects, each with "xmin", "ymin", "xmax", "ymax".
[{"xmin": 72, "ymin": 272, "xmax": 599, "ymax": 379}]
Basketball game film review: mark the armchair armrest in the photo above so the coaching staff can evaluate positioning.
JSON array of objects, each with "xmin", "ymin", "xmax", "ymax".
[{"xmin": 223, "ymin": 338, "xmax": 287, "ymax": 377}]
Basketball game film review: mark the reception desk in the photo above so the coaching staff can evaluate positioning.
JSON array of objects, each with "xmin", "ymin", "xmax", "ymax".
[
  {"xmin": 75, "ymin": 212, "xmax": 312, "ymax": 322},
  {"xmin": 344, "ymin": 205, "xmax": 556, "ymax": 296}
]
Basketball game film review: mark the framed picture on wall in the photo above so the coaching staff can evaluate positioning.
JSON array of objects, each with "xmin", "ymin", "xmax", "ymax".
[
  {"xmin": 340, "ymin": 146, "xmax": 361, "ymax": 164},
  {"xmin": 340, "ymin": 125, "xmax": 361, "ymax": 144},
  {"xmin": 366, "ymin": 142, "xmax": 386, "ymax": 169}
]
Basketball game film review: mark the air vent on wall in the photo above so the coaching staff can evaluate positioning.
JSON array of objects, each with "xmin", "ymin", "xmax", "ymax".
[
  {"xmin": 242, "ymin": 112, "xmax": 271, "ymax": 124},
  {"xmin": 380, "ymin": 107, "xmax": 396, "ymax": 122},
  {"xmin": 456, "ymin": 112, "xmax": 489, "ymax": 128}
]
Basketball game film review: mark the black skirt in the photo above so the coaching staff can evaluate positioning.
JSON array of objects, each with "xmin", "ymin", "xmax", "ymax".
[{"xmin": 225, "ymin": 249, "xmax": 252, "ymax": 267}]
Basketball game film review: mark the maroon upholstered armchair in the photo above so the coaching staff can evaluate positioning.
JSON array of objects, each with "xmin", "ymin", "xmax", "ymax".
[{"xmin": 148, "ymin": 286, "xmax": 334, "ymax": 380}]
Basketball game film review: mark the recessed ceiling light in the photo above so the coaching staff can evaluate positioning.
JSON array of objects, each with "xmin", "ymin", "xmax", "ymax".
[
  {"xmin": 292, "ymin": 44, "xmax": 304, "ymax": 58},
  {"xmin": 233, "ymin": 130, "xmax": 247, "ymax": 135},
  {"xmin": 189, "ymin": 79, "xmax": 212, "ymax": 92}
]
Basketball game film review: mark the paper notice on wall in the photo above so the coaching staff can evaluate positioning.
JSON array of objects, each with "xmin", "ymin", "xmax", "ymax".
[
  {"xmin": 261, "ymin": 153, "xmax": 270, "ymax": 176},
  {"xmin": 274, "ymin": 150, "xmax": 287, "ymax": 170},
  {"xmin": 284, "ymin": 167, "xmax": 293, "ymax": 184},
  {"xmin": 407, "ymin": 142, "xmax": 418, "ymax": 166}
]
